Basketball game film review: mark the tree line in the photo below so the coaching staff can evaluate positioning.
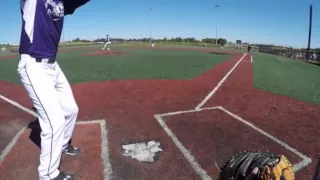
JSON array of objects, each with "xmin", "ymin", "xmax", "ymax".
[{"xmin": 71, "ymin": 37, "xmax": 228, "ymax": 46}]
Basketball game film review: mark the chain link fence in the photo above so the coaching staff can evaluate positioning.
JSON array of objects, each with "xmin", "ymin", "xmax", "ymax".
[{"xmin": 256, "ymin": 45, "xmax": 320, "ymax": 65}]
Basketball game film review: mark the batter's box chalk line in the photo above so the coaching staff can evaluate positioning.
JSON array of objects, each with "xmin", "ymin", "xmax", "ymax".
[
  {"xmin": 154, "ymin": 106, "xmax": 312, "ymax": 180},
  {"xmin": 0, "ymin": 119, "xmax": 113, "ymax": 180},
  {"xmin": 194, "ymin": 53, "xmax": 247, "ymax": 110}
]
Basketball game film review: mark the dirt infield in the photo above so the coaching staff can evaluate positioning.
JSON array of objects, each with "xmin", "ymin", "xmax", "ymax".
[
  {"xmin": 164, "ymin": 109, "xmax": 303, "ymax": 178},
  {"xmin": 83, "ymin": 50, "xmax": 132, "ymax": 56},
  {"xmin": 0, "ymin": 51, "xmax": 319, "ymax": 179}
]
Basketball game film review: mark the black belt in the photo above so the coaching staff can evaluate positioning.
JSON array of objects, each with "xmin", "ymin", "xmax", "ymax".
[{"xmin": 35, "ymin": 57, "xmax": 56, "ymax": 64}]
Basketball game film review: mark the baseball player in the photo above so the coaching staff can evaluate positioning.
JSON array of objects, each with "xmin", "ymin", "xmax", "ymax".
[
  {"xmin": 18, "ymin": 0, "xmax": 90, "ymax": 180},
  {"xmin": 102, "ymin": 34, "xmax": 111, "ymax": 51},
  {"xmin": 248, "ymin": 44, "xmax": 251, "ymax": 53}
]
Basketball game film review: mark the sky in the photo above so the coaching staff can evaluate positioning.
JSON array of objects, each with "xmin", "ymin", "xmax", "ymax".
[{"xmin": 0, "ymin": 0, "xmax": 319, "ymax": 48}]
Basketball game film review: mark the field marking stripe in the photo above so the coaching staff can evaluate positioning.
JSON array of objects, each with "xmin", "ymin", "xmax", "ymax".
[
  {"xmin": 0, "ymin": 127, "xmax": 26, "ymax": 164},
  {"xmin": 100, "ymin": 120, "xmax": 113, "ymax": 180},
  {"xmin": 217, "ymin": 106, "xmax": 312, "ymax": 173},
  {"xmin": 76, "ymin": 120, "xmax": 105, "ymax": 124},
  {"xmin": 251, "ymin": 55, "xmax": 253, "ymax": 63},
  {"xmin": 0, "ymin": 94, "xmax": 113, "ymax": 179},
  {"xmin": 0, "ymin": 119, "xmax": 113, "ymax": 179},
  {"xmin": 155, "ymin": 115, "xmax": 212, "ymax": 180},
  {"xmin": 155, "ymin": 106, "xmax": 220, "ymax": 117},
  {"xmin": 195, "ymin": 53, "xmax": 247, "ymax": 110},
  {"xmin": 0, "ymin": 94, "xmax": 37, "ymax": 117},
  {"xmin": 293, "ymin": 159, "xmax": 312, "ymax": 172}
]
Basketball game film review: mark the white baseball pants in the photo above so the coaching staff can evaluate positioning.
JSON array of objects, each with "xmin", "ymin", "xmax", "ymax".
[
  {"xmin": 102, "ymin": 41, "xmax": 111, "ymax": 50},
  {"xmin": 17, "ymin": 54, "xmax": 79, "ymax": 180}
]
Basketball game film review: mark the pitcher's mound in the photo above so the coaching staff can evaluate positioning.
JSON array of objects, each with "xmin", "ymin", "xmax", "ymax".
[{"xmin": 83, "ymin": 50, "xmax": 132, "ymax": 56}]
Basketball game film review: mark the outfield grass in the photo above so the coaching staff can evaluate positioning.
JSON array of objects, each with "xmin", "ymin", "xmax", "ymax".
[
  {"xmin": 0, "ymin": 46, "xmax": 232, "ymax": 84},
  {"xmin": 0, "ymin": 51, "xmax": 12, "ymax": 57},
  {"xmin": 253, "ymin": 52, "xmax": 320, "ymax": 105}
]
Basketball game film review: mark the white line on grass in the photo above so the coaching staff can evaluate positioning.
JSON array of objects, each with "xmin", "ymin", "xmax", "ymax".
[
  {"xmin": 251, "ymin": 55, "xmax": 253, "ymax": 63},
  {"xmin": 195, "ymin": 53, "xmax": 247, "ymax": 110},
  {"xmin": 154, "ymin": 114, "xmax": 212, "ymax": 180}
]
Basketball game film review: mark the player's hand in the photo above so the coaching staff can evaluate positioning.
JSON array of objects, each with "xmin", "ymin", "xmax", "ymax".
[
  {"xmin": 218, "ymin": 167, "xmax": 259, "ymax": 180},
  {"xmin": 244, "ymin": 167, "xmax": 259, "ymax": 180}
]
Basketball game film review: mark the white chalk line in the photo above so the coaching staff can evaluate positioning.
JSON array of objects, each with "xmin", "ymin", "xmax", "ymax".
[
  {"xmin": 0, "ymin": 95, "xmax": 113, "ymax": 179},
  {"xmin": 100, "ymin": 120, "xmax": 113, "ymax": 180},
  {"xmin": 156, "ymin": 106, "xmax": 219, "ymax": 117},
  {"xmin": 217, "ymin": 106, "xmax": 311, "ymax": 173},
  {"xmin": 195, "ymin": 53, "xmax": 248, "ymax": 110},
  {"xmin": 0, "ymin": 94, "xmax": 37, "ymax": 117},
  {"xmin": 0, "ymin": 126, "xmax": 26, "ymax": 164},
  {"xmin": 154, "ymin": 114, "xmax": 212, "ymax": 180},
  {"xmin": 155, "ymin": 106, "xmax": 312, "ymax": 177}
]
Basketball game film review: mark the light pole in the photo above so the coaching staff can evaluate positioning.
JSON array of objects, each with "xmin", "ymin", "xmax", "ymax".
[
  {"xmin": 214, "ymin": 4, "xmax": 220, "ymax": 46},
  {"xmin": 149, "ymin": 8, "xmax": 152, "ymax": 44},
  {"xmin": 306, "ymin": 5, "xmax": 312, "ymax": 61}
]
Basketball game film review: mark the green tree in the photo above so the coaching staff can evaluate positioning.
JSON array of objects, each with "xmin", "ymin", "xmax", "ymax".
[
  {"xmin": 184, "ymin": 37, "xmax": 196, "ymax": 43},
  {"xmin": 217, "ymin": 38, "xmax": 227, "ymax": 46},
  {"xmin": 175, "ymin": 37, "xmax": 183, "ymax": 42}
]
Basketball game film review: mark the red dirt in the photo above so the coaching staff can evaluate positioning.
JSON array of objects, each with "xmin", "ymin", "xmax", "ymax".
[
  {"xmin": 203, "ymin": 54, "xmax": 320, "ymax": 179},
  {"xmin": 165, "ymin": 109, "xmax": 302, "ymax": 179},
  {"xmin": 0, "ymin": 55, "xmax": 17, "ymax": 61},
  {"xmin": 0, "ymin": 81, "xmax": 33, "ymax": 108},
  {"xmin": 60, "ymin": 124, "xmax": 104, "ymax": 179},
  {"xmin": 0, "ymin": 123, "xmax": 104, "ymax": 180},
  {"xmin": 83, "ymin": 50, "xmax": 132, "ymax": 56},
  {"xmin": 0, "ymin": 50, "xmax": 319, "ymax": 179},
  {"xmin": 0, "ymin": 100, "xmax": 34, "ymax": 153}
]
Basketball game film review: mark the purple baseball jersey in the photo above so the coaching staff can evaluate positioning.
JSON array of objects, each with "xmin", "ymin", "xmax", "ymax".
[{"xmin": 19, "ymin": 0, "xmax": 64, "ymax": 58}]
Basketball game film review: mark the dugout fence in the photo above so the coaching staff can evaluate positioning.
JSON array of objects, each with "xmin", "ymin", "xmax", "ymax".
[{"xmin": 257, "ymin": 45, "xmax": 320, "ymax": 65}]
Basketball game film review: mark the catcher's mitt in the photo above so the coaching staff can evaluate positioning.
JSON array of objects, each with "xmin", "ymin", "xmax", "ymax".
[{"xmin": 218, "ymin": 151, "xmax": 294, "ymax": 180}]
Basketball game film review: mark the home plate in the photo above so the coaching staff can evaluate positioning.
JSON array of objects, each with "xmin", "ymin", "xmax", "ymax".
[{"xmin": 121, "ymin": 140, "xmax": 162, "ymax": 162}]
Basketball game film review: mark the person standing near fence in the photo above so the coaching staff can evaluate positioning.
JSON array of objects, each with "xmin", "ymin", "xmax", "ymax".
[{"xmin": 247, "ymin": 44, "xmax": 251, "ymax": 53}]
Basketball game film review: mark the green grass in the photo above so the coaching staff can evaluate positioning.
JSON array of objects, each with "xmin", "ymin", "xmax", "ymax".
[
  {"xmin": 253, "ymin": 52, "xmax": 320, "ymax": 105},
  {"xmin": 0, "ymin": 51, "xmax": 12, "ymax": 57},
  {"xmin": 0, "ymin": 57, "xmax": 20, "ymax": 84},
  {"xmin": 0, "ymin": 46, "xmax": 232, "ymax": 84}
]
